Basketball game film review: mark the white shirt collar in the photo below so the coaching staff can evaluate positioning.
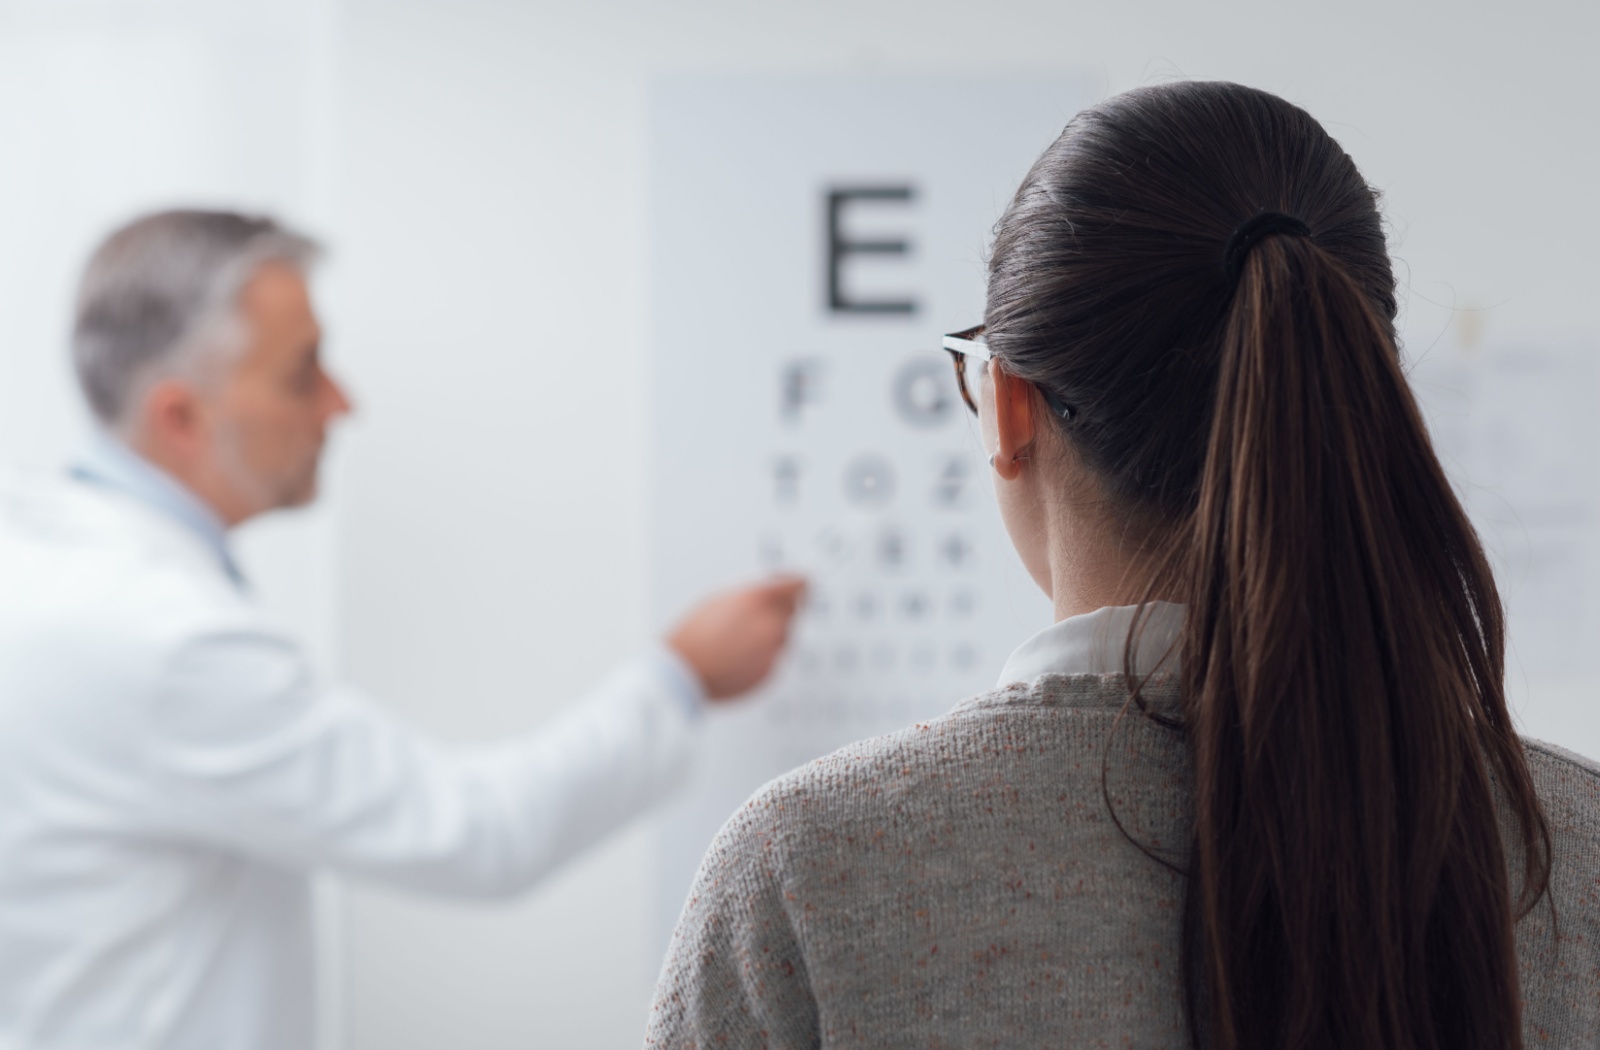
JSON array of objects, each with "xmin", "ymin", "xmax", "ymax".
[
  {"xmin": 69, "ymin": 431, "xmax": 243, "ymax": 586},
  {"xmin": 997, "ymin": 601, "xmax": 1185, "ymax": 686}
]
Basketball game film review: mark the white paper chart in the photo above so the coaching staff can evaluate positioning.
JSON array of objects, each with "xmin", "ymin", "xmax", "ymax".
[
  {"xmin": 648, "ymin": 78, "xmax": 1086, "ymax": 942},
  {"xmin": 1406, "ymin": 333, "xmax": 1600, "ymax": 683}
]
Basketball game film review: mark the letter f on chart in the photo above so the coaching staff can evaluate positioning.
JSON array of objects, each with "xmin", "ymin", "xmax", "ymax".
[{"xmin": 781, "ymin": 358, "xmax": 824, "ymax": 425}]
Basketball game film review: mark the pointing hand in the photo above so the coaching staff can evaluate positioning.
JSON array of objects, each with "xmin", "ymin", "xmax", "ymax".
[{"xmin": 666, "ymin": 575, "xmax": 808, "ymax": 702}]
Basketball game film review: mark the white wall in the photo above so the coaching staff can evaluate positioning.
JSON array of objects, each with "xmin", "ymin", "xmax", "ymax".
[{"xmin": 325, "ymin": 2, "xmax": 1600, "ymax": 1048}]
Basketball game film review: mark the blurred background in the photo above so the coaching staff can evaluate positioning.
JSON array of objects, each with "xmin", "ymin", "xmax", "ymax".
[{"xmin": 1, "ymin": 0, "xmax": 1597, "ymax": 1047}]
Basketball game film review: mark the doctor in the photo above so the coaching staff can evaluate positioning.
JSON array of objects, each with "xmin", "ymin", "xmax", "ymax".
[{"xmin": 0, "ymin": 209, "xmax": 805, "ymax": 1050}]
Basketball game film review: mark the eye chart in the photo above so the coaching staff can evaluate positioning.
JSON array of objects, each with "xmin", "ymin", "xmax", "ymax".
[{"xmin": 649, "ymin": 78, "xmax": 1087, "ymax": 944}]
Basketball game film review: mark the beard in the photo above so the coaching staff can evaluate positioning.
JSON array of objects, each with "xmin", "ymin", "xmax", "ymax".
[{"xmin": 212, "ymin": 419, "xmax": 323, "ymax": 515}]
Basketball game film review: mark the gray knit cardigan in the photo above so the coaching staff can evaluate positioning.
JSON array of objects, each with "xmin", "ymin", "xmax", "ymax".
[{"xmin": 646, "ymin": 674, "xmax": 1600, "ymax": 1048}]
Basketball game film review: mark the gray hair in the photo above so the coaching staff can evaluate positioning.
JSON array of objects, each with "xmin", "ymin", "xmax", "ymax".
[{"xmin": 71, "ymin": 209, "xmax": 322, "ymax": 428}]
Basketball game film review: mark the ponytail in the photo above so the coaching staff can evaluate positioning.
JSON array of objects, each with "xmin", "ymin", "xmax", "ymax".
[
  {"xmin": 1176, "ymin": 233, "xmax": 1550, "ymax": 1050},
  {"xmin": 985, "ymin": 82, "xmax": 1552, "ymax": 1050}
]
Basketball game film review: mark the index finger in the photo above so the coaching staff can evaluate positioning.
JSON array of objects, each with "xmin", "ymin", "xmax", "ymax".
[{"xmin": 756, "ymin": 574, "xmax": 809, "ymax": 610}]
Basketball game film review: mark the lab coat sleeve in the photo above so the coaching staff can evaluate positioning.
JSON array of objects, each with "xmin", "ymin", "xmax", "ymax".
[{"xmin": 136, "ymin": 624, "xmax": 703, "ymax": 897}]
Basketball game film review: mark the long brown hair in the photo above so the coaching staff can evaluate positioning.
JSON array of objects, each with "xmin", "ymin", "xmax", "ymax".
[{"xmin": 985, "ymin": 82, "xmax": 1551, "ymax": 1050}]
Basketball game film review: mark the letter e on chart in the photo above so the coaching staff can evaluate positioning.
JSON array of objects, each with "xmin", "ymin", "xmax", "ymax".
[{"xmin": 826, "ymin": 186, "xmax": 917, "ymax": 315}]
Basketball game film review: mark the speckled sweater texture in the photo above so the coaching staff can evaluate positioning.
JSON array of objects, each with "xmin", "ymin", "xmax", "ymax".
[{"xmin": 646, "ymin": 674, "xmax": 1600, "ymax": 1048}]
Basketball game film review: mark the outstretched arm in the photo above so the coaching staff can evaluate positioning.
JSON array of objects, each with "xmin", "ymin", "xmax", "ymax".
[{"xmin": 129, "ymin": 575, "xmax": 805, "ymax": 897}]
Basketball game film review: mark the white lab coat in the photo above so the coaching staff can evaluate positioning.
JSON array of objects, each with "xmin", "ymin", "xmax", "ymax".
[{"xmin": 0, "ymin": 466, "xmax": 702, "ymax": 1050}]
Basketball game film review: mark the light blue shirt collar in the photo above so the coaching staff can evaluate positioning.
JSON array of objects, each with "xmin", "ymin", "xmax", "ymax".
[
  {"xmin": 998, "ymin": 601, "xmax": 1185, "ymax": 685},
  {"xmin": 70, "ymin": 432, "xmax": 244, "ymax": 587}
]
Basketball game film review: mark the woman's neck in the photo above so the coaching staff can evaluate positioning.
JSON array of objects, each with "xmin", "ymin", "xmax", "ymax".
[{"xmin": 1047, "ymin": 506, "xmax": 1173, "ymax": 622}]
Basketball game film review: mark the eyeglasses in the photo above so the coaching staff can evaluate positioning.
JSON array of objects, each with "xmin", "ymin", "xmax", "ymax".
[{"xmin": 941, "ymin": 324, "xmax": 1074, "ymax": 422}]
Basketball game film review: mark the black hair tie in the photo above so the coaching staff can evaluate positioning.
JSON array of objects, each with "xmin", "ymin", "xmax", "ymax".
[{"xmin": 1223, "ymin": 211, "xmax": 1312, "ymax": 282}]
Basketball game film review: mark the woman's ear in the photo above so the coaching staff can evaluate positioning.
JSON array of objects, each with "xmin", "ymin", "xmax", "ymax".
[{"xmin": 988, "ymin": 363, "xmax": 1036, "ymax": 481}]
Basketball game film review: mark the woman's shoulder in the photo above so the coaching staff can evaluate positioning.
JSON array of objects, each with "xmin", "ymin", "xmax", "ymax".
[
  {"xmin": 1523, "ymin": 736, "xmax": 1600, "ymax": 779},
  {"xmin": 1510, "ymin": 738, "xmax": 1600, "ymax": 1039},
  {"xmin": 709, "ymin": 698, "xmax": 995, "ymax": 850},
  {"xmin": 716, "ymin": 673, "xmax": 1185, "ymax": 853},
  {"xmin": 1521, "ymin": 736, "xmax": 1600, "ymax": 833}
]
